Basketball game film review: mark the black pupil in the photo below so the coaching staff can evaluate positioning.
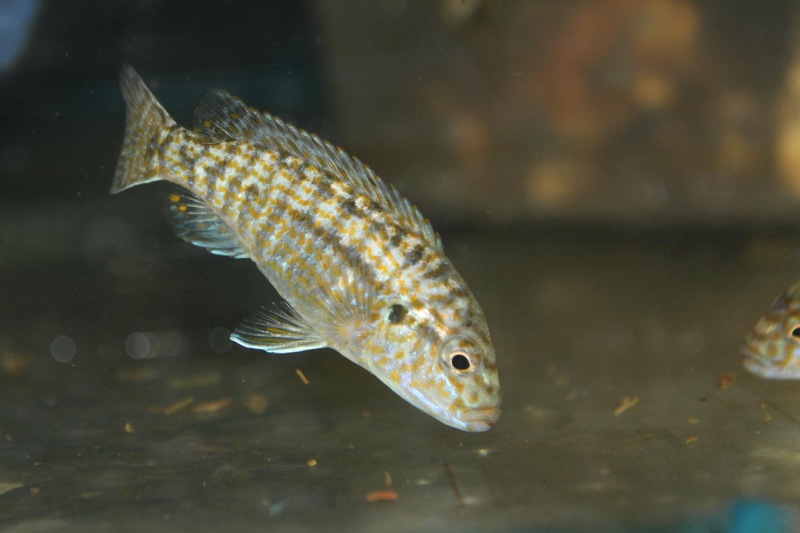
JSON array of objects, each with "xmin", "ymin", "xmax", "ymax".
[
  {"xmin": 387, "ymin": 304, "xmax": 407, "ymax": 324},
  {"xmin": 451, "ymin": 353, "xmax": 470, "ymax": 371},
  {"xmin": 792, "ymin": 327, "xmax": 800, "ymax": 338}
]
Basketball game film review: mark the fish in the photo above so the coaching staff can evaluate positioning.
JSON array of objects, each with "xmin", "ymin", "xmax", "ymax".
[
  {"xmin": 111, "ymin": 66, "xmax": 501, "ymax": 431},
  {"xmin": 742, "ymin": 281, "xmax": 800, "ymax": 379}
]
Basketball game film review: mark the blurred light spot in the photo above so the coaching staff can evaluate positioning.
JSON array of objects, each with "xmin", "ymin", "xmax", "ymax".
[
  {"xmin": 50, "ymin": 335, "xmax": 76, "ymax": 363},
  {"xmin": 525, "ymin": 158, "xmax": 593, "ymax": 209},
  {"xmin": 124, "ymin": 330, "xmax": 188, "ymax": 359},
  {"xmin": 125, "ymin": 333, "xmax": 150, "ymax": 359},
  {"xmin": 244, "ymin": 392, "xmax": 269, "ymax": 414},
  {"xmin": 208, "ymin": 327, "xmax": 232, "ymax": 354},
  {"xmin": 441, "ymin": 0, "xmax": 481, "ymax": 26}
]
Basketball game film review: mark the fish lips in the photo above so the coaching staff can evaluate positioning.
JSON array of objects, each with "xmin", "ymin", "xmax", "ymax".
[
  {"xmin": 458, "ymin": 406, "xmax": 501, "ymax": 432},
  {"xmin": 740, "ymin": 338, "xmax": 800, "ymax": 379},
  {"xmin": 740, "ymin": 338, "xmax": 770, "ymax": 376}
]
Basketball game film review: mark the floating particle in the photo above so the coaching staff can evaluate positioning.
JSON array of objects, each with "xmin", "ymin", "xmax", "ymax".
[
  {"xmin": 719, "ymin": 372, "xmax": 736, "ymax": 390},
  {"xmin": 614, "ymin": 396, "xmax": 640, "ymax": 416},
  {"xmin": 123, "ymin": 422, "xmax": 134, "ymax": 434},
  {"xmin": 384, "ymin": 471, "xmax": 392, "ymax": 487},
  {"xmin": 688, "ymin": 417, "xmax": 699, "ymax": 424},
  {"xmin": 763, "ymin": 413, "xmax": 772, "ymax": 422},
  {"xmin": 296, "ymin": 368, "xmax": 310, "ymax": 385},
  {"xmin": 150, "ymin": 397, "xmax": 195, "ymax": 415},
  {"xmin": 366, "ymin": 490, "xmax": 399, "ymax": 502},
  {"xmin": 685, "ymin": 436, "xmax": 698, "ymax": 444},
  {"xmin": 307, "ymin": 459, "xmax": 317, "ymax": 467},
  {"xmin": 192, "ymin": 398, "xmax": 232, "ymax": 413}
]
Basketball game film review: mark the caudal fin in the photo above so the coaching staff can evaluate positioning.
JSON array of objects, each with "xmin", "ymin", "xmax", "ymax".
[{"xmin": 111, "ymin": 65, "xmax": 177, "ymax": 194}]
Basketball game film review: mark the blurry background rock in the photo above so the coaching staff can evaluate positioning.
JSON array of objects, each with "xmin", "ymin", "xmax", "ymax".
[
  {"xmin": 0, "ymin": 0, "xmax": 797, "ymax": 228},
  {"xmin": 317, "ymin": 0, "xmax": 791, "ymax": 224}
]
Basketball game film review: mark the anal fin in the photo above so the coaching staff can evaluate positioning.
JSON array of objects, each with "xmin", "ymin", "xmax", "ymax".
[
  {"xmin": 165, "ymin": 190, "xmax": 249, "ymax": 259},
  {"xmin": 231, "ymin": 302, "xmax": 327, "ymax": 354}
]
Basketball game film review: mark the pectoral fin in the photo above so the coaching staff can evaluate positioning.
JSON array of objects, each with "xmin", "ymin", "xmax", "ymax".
[
  {"xmin": 165, "ymin": 190, "xmax": 250, "ymax": 258},
  {"xmin": 231, "ymin": 302, "xmax": 327, "ymax": 354}
]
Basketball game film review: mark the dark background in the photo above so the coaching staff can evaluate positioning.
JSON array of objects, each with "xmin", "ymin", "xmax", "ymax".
[{"xmin": 0, "ymin": 1, "xmax": 326, "ymax": 203}]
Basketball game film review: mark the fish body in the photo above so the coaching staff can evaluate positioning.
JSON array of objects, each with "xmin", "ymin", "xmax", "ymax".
[
  {"xmin": 742, "ymin": 281, "xmax": 800, "ymax": 379},
  {"xmin": 111, "ymin": 66, "xmax": 500, "ymax": 431}
]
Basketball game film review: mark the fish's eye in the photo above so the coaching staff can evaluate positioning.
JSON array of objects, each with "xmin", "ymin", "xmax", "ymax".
[
  {"xmin": 439, "ymin": 336, "xmax": 481, "ymax": 375},
  {"xmin": 791, "ymin": 326, "xmax": 800, "ymax": 338},
  {"xmin": 450, "ymin": 352, "xmax": 472, "ymax": 372},
  {"xmin": 387, "ymin": 304, "xmax": 407, "ymax": 324}
]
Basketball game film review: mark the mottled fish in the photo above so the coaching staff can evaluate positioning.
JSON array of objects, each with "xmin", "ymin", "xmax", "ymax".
[
  {"xmin": 742, "ymin": 281, "xmax": 800, "ymax": 379},
  {"xmin": 111, "ymin": 66, "xmax": 501, "ymax": 431}
]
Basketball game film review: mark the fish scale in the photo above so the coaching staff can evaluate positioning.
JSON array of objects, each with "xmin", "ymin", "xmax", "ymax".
[
  {"xmin": 111, "ymin": 65, "xmax": 501, "ymax": 431},
  {"xmin": 742, "ymin": 281, "xmax": 800, "ymax": 380}
]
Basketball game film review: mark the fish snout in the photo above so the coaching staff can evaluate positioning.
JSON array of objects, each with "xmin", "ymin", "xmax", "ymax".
[{"xmin": 461, "ymin": 406, "xmax": 501, "ymax": 432}]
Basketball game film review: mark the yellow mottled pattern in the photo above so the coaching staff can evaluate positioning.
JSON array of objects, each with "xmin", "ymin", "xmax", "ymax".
[
  {"xmin": 743, "ymin": 280, "xmax": 800, "ymax": 380},
  {"xmin": 111, "ymin": 66, "xmax": 501, "ymax": 431}
]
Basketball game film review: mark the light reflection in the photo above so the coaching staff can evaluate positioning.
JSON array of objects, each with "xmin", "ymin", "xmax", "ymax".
[
  {"xmin": 124, "ymin": 330, "xmax": 188, "ymax": 359},
  {"xmin": 50, "ymin": 335, "xmax": 76, "ymax": 363}
]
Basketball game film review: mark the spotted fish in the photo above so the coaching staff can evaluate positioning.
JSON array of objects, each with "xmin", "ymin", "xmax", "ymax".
[
  {"xmin": 111, "ymin": 66, "xmax": 501, "ymax": 431},
  {"xmin": 742, "ymin": 281, "xmax": 800, "ymax": 379}
]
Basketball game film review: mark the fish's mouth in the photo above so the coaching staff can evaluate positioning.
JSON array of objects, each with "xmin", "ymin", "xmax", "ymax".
[
  {"xmin": 740, "ymin": 340, "xmax": 800, "ymax": 379},
  {"xmin": 743, "ymin": 355, "xmax": 766, "ymax": 374},
  {"xmin": 741, "ymin": 340, "xmax": 769, "ymax": 373},
  {"xmin": 460, "ymin": 407, "xmax": 501, "ymax": 432},
  {"xmin": 740, "ymin": 337, "xmax": 766, "ymax": 363}
]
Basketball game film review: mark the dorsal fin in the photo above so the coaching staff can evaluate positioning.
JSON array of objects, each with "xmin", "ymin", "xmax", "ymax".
[
  {"xmin": 193, "ymin": 90, "xmax": 442, "ymax": 250},
  {"xmin": 164, "ymin": 190, "xmax": 250, "ymax": 258}
]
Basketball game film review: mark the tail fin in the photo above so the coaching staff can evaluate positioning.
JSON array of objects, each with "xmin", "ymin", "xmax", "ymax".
[{"xmin": 111, "ymin": 65, "xmax": 177, "ymax": 194}]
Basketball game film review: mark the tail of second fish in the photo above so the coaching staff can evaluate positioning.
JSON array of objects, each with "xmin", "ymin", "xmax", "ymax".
[{"xmin": 111, "ymin": 65, "xmax": 177, "ymax": 194}]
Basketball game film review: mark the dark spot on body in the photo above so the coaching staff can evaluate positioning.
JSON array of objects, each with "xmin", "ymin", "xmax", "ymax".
[
  {"xmin": 390, "ymin": 229, "xmax": 407, "ymax": 247},
  {"xmin": 316, "ymin": 174, "xmax": 334, "ymax": 199},
  {"xmin": 424, "ymin": 261, "xmax": 449, "ymax": 280},
  {"xmin": 369, "ymin": 221, "xmax": 385, "ymax": 235},
  {"xmin": 341, "ymin": 198, "xmax": 357, "ymax": 215},
  {"xmin": 405, "ymin": 245, "xmax": 424, "ymax": 265},
  {"xmin": 244, "ymin": 184, "xmax": 259, "ymax": 201},
  {"xmin": 387, "ymin": 304, "xmax": 407, "ymax": 324}
]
